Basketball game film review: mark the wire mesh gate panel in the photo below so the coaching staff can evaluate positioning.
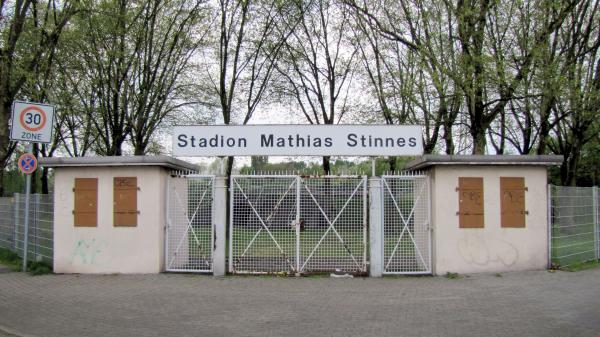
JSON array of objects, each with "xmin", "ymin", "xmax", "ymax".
[
  {"xmin": 229, "ymin": 175, "xmax": 367, "ymax": 274},
  {"xmin": 300, "ymin": 177, "xmax": 367, "ymax": 273},
  {"xmin": 230, "ymin": 176, "xmax": 298, "ymax": 273},
  {"xmin": 550, "ymin": 185, "xmax": 599, "ymax": 268},
  {"xmin": 382, "ymin": 174, "xmax": 431, "ymax": 274},
  {"xmin": 166, "ymin": 175, "xmax": 214, "ymax": 272}
]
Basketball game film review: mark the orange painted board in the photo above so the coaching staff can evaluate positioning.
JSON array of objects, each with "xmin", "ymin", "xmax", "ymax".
[
  {"xmin": 500, "ymin": 177, "xmax": 526, "ymax": 228},
  {"xmin": 458, "ymin": 177, "xmax": 484, "ymax": 228},
  {"xmin": 113, "ymin": 177, "xmax": 138, "ymax": 227},
  {"xmin": 74, "ymin": 178, "xmax": 98, "ymax": 227}
]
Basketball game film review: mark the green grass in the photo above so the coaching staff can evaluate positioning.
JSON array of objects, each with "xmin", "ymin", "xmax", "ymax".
[
  {"xmin": 0, "ymin": 248, "xmax": 22, "ymax": 271},
  {"xmin": 445, "ymin": 272, "xmax": 460, "ymax": 279},
  {"xmin": 0, "ymin": 247, "xmax": 53, "ymax": 275},
  {"xmin": 384, "ymin": 232, "xmax": 418, "ymax": 259},
  {"xmin": 551, "ymin": 223, "xmax": 597, "ymax": 268},
  {"xmin": 560, "ymin": 260, "xmax": 599, "ymax": 272},
  {"xmin": 28, "ymin": 261, "xmax": 53, "ymax": 275},
  {"xmin": 231, "ymin": 228, "xmax": 365, "ymax": 258}
]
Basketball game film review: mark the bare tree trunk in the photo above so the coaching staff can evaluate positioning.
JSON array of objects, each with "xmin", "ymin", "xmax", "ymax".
[
  {"xmin": 322, "ymin": 156, "xmax": 331, "ymax": 175},
  {"xmin": 388, "ymin": 157, "xmax": 396, "ymax": 172},
  {"xmin": 470, "ymin": 112, "xmax": 488, "ymax": 155},
  {"xmin": 41, "ymin": 167, "xmax": 49, "ymax": 195},
  {"xmin": 0, "ymin": 101, "xmax": 15, "ymax": 193},
  {"xmin": 443, "ymin": 120, "xmax": 455, "ymax": 155},
  {"xmin": 0, "ymin": 169, "xmax": 4, "ymax": 197}
]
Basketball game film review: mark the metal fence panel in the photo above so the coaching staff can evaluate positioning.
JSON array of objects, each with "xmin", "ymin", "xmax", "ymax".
[
  {"xmin": 382, "ymin": 174, "xmax": 431, "ymax": 274},
  {"xmin": 596, "ymin": 187, "xmax": 600, "ymax": 261},
  {"xmin": 0, "ymin": 197, "xmax": 15, "ymax": 251},
  {"xmin": 165, "ymin": 175, "xmax": 214, "ymax": 272},
  {"xmin": 550, "ymin": 185, "xmax": 598, "ymax": 267},
  {"xmin": 0, "ymin": 194, "xmax": 53, "ymax": 264}
]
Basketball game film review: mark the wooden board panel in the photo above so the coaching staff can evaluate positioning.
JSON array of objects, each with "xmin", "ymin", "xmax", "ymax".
[
  {"xmin": 500, "ymin": 177, "xmax": 526, "ymax": 228},
  {"xmin": 458, "ymin": 177, "xmax": 484, "ymax": 228},
  {"xmin": 114, "ymin": 177, "xmax": 138, "ymax": 227},
  {"xmin": 74, "ymin": 178, "xmax": 98, "ymax": 227}
]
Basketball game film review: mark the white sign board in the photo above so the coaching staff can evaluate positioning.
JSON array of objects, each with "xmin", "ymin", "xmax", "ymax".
[
  {"xmin": 173, "ymin": 125, "xmax": 423, "ymax": 156},
  {"xmin": 10, "ymin": 101, "xmax": 55, "ymax": 143}
]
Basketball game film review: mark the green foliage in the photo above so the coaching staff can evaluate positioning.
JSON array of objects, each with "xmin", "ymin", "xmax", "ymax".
[
  {"xmin": 28, "ymin": 261, "xmax": 53, "ymax": 276},
  {"xmin": 445, "ymin": 272, "xmax": 459, "ymax": 279},
  {"xmin": 1, "ymin": 170, "xmax": 25, "ymax": 197},
  {"xmin": 239, "ymin": 156, "xmax": 418, "ymax": 176},
  {"xmin": 561, "ymin": 260, "xmax": 599, "ymax": 272},
  {"xmin": 574, "ymin": 142, "xmax": 600, "ymax": 186},
  {"xmin": 0, "ymin": 248, "xmax": 53, "ymax": 275},
  {"xmin": 1, "ymin": 163, "xmax": 54, "ymax": 196},
  {"xmin": 0, "ymin": 248, "xmax": 22, "ymax": 271}
]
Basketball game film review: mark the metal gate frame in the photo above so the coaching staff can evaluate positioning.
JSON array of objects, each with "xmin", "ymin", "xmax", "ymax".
[
  {"xmin": 381, "ymin": 174, "xmax": 431, "ymax": 275},
  {"xmin": 229, "ymin": 175, "xmax": 367, "ymax": 275},
  {"xmin": 165, "ymin": 174, "xmax": 215, "ymax": 273}
]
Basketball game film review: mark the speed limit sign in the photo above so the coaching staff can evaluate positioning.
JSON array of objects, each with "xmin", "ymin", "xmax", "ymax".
[{"xmin": 10, "ymin": 101, "xmax": 55, "ymax": 143}]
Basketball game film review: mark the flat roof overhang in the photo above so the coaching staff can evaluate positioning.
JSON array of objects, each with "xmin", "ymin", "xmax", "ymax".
[
  {"xmin": 39, "ymin": 155, "xmax": 198, "ymax": 172},
  {"xmin": 405, "ymin": 155, "xmax": 563, "ymax": 171}
]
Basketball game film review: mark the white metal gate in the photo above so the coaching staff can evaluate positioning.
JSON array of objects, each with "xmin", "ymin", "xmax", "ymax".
[
  {"xmin": 382, "ymin": 174, "xmax": 431, "ymax": 274},
  {"xmin": 229, "ymin": 175, "xmax": 367, "ymax": 274},
  {"xmin": 165, "ymin": 174, "xmax": 214, "ymax": 272}
]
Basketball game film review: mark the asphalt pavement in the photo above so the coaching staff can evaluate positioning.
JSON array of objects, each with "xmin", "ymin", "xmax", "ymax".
[{"xmin": 0, "ymin": 268, "xmax": 599, "ymax": 337}]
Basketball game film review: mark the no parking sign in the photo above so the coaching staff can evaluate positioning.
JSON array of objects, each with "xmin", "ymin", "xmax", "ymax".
[
  {"xmin": 17, "ymin": 153, "xmax": 37, "ymax": 175},
  {"xmin": 10, "ymin": 101, "xmax": 55, "ymax": 143}
]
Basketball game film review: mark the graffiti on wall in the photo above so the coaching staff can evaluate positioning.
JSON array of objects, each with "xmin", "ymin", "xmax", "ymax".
[{"xmin": 70, "ymin": 238, "xmax": 108, "ymax": 265}]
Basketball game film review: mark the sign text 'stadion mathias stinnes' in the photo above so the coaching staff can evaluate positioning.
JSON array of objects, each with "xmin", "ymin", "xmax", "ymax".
[{"xmin": 177, "ymin": 133, "xmax": 418, "ymax": 148}]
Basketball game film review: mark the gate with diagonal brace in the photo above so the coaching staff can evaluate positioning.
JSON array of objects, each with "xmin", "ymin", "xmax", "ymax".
[
  {"xmin": 229, "ymin": 175, "xmax": 367, "ymax": 275},
  {"xmin": 381, "ymin": 174, "xmax": 431, "ymax": 274},
  {"xmin": 165, "ymin": 174, "xmax": 214, "ymax": 273}
]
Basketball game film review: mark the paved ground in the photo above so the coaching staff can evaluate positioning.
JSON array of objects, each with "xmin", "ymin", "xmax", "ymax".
[{"xmin": 0, "ymin": 268, "xmax": 599, "ymax": 337}]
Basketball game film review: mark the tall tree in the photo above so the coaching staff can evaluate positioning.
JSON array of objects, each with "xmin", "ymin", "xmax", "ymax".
[
  {"xmin": 0, "ymin": 0, "xmax": 78, "ymax": 195},
  {"xmin": 344, "ymin": 0, "xmax": 577, "ymax": 154},
  {"xmin": 275, "ymin": 0, "xmax": 357, "ymax": 173},
  {"xmin": 548, "ymin": 0, "xmax": 600, "ymax": 185},
  {"xmin": 200, "ymin": 0, "xmax": 300, "ymax": 176},
  {"xmin": 127, "ymin": 0, "xmax": 209, "ymax": 155},
  {"xmin": 59, "ymin": 0, "xmax": 209, "ymax": 156},
  {"xmin": 349, "ymin": 0, "xmax": 463, "ymax": 157}
]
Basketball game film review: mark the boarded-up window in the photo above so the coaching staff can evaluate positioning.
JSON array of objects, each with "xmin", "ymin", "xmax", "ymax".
[
  {"xmin": 458, "ymin": 177, "xmax": 484, "ymax": 228},
  {"xmin": 114, "ymin": 177, "xmax": 138, "ymax": 227},
  {"xmin": 500, "ymin": 177, "xmax": 527, "ymax": 228},
  {"xmin": 74, "ymin": 178, "xmax": 98, "ymax": 227}
]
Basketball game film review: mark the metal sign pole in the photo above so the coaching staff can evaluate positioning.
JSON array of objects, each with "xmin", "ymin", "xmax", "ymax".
[
  {"xmin": 371, "ymin": 157, "xmax": 376, "ymax": 177},
  {"xmin": 22, "ymin": 143, "xmax": 33, "ymax": 272}
]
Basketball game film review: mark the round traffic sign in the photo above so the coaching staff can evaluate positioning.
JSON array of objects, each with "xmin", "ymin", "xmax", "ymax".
[
  {"xmin": 18, "ymin": 153, "xmax": 38, "ymax": 175},
  {"xmin": 19, "ymin": 106, "xmax": 47, "ymax": 132}
]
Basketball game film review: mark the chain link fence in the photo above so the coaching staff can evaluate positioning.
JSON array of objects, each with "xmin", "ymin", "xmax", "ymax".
[
  {"xmin": 0, "ymin": 194, "xmax": 53, "ymax": 264},
  {"xmin": 549, "ymin": 185, "xmax": 599, "ymax": 268}
]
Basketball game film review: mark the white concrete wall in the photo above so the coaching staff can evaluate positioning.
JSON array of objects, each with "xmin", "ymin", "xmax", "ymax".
[
  {"xmin": 432, "ymin": 166, "xmax": 548, "ymax": 275},
  {"xmin": 53, "ymin": 167, "xmax": 167, "ymax": 274}
]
